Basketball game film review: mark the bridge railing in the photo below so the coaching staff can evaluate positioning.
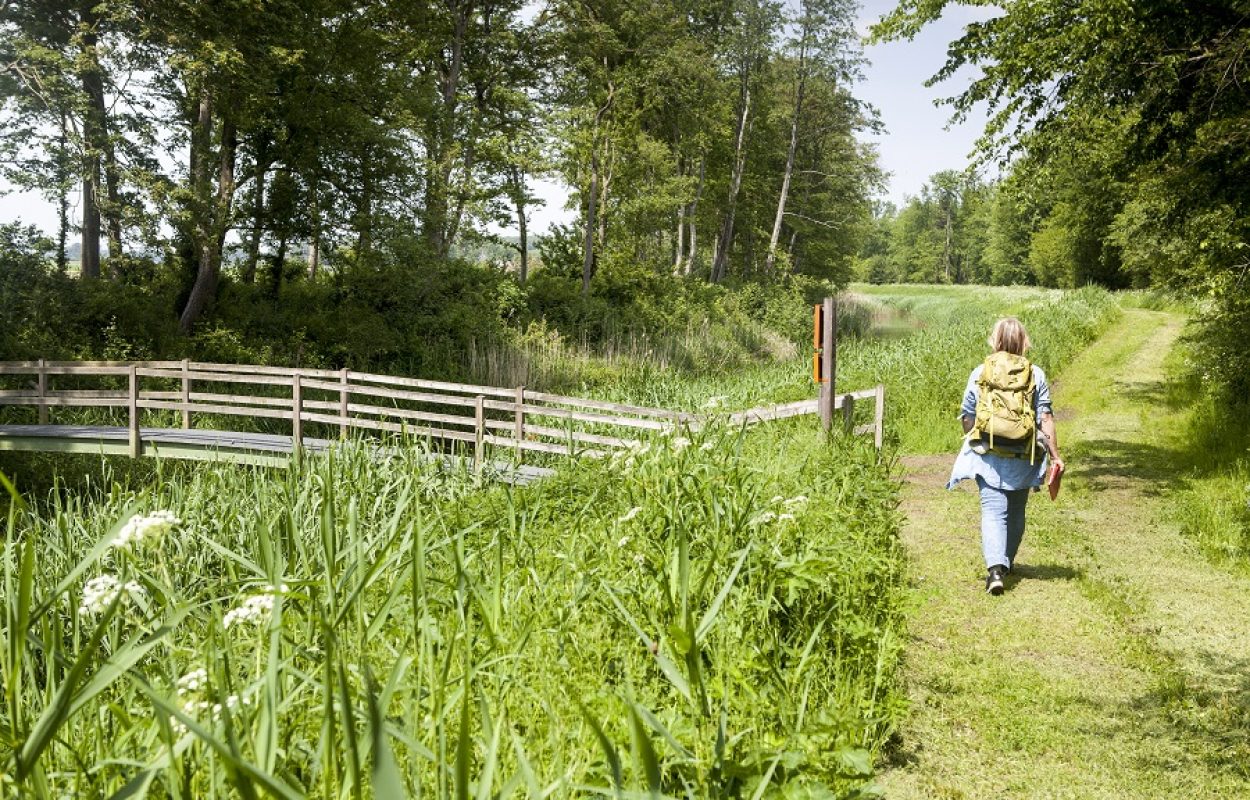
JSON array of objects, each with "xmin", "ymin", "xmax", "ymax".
[{"xmin": 0, "ymin": 360, "xmax": 884, "ymax": 463}]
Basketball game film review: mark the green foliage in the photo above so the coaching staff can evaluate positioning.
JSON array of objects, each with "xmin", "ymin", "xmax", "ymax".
[
  {"xmin": 871, "ymin": 0, "xmax": 1250, "ymax": 390},
  {"xmin": 0, "ymin": 420, "xmax": 906, "ymax": 797}
]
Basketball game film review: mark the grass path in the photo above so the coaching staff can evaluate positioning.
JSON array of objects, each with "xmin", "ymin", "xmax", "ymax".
[{"xmin": 879, "ymin": 308, "xmax": 1250, "ymax": 799}]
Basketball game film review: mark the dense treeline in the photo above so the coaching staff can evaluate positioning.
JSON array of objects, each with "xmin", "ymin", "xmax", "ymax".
[
  {"xmin": 0, "ymin": 0, "xmax": 878, "ymax": 361},
  {"xmin": 856, "ymin": 169, "xmax": 1121, "ymax": 288},
  {"xmin": 872, "ymin": 0, "xmax": 1250, "ymax": 393}
]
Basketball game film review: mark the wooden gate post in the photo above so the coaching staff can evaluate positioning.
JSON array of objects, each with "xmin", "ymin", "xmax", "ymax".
[
  {"xmin": 37, "ymin": 358, "xmax": 48, "ymax": 425},
  {"xmin": 842, "ymin": 393, "xmax": 855, "ymax": 434},
  {"xmin": 339, "ymin": 367, "xmax": 350, "ymax": 439},
  {"xmin": 474, "ymin": 394, "xmax": 486, "ymax": 470},
  {"xmin": 292, "ymin": 372, "xmax": 303, "ymax": 451},
  {"xmin": 874, "ymin": 384, "xmax": 885, "ymax": 450},
  {"xmin": 818, "ymin": 297, "xmax": 837, "ymax": 432},
  {"xmin": 181, "ymin": 359, "xmax": 191, "ymax": 429},
  {"xmin": 514, "ymin": 385, "xmax": 525, "ymax": 463},
  {"xmin": 128, "ymin": 364, "xmax": 140, "ymax": 458}
]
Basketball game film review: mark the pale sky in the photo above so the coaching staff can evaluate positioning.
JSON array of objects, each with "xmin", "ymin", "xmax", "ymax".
[{"xmin": 0, "ymin": 1, "xmax": 994, "ymax": 237}]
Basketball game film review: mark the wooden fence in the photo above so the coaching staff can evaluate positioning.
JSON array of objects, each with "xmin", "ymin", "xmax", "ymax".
[{"xmin": 0, "ymin": 360, "xmax": 884, "ymax": 466}]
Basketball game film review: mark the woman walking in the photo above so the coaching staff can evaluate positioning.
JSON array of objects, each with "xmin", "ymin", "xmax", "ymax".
[{"xmin": 948, "ymin": 317, "xmax": 1065, "ymax": 595}]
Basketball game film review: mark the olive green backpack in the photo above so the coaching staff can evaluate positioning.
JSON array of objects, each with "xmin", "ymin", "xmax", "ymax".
[{"xmin": 970, "ymin": 351, "xmax": 1037, "ymax": 462}]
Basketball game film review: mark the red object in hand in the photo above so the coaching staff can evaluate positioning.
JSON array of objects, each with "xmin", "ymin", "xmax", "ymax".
[{"xmin": 1047, "ymin": 461, "xmax": 1064, "ymax": 501}]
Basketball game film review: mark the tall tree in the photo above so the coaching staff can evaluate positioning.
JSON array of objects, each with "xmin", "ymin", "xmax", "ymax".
[{"xmin": 763, "ymin": 0, "xmax": 858, "ymax": 274}]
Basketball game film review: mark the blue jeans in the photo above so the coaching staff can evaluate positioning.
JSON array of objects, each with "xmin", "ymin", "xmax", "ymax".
[{"xmin": 976, "ymin": 476, "xmax": 1029, "ymax": 569}]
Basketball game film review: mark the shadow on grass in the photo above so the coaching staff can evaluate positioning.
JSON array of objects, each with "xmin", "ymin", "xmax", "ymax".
[
  {"xmin": 1070, "ymin": 437, "xmax": 1185, "ymax": 494},
  {"xmin": 1008, "ymin": 563, "xmax": 1080, "ymax": 584},
  {"xmin": 1113, "ymin": 649, "xmax": 1250, "ymax": 784}
]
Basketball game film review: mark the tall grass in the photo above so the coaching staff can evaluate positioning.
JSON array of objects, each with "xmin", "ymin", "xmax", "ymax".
[
  {"xmin": 840, "ymin": 286, "xmax": 1122, "ymax": 452},
  {"xmin": 1158, "ymin": 342, "xmax": 1250, "ymax": 570},
  {"xmin": 1, "ymin": 422, "xmax": 905, "ymax": 797},
  {"xmin": 0, "ymin": 284, "xmax": 1128, "ymax": 796}
]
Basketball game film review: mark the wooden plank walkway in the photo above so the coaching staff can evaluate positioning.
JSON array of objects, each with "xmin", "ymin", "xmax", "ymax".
[{"xmin": 0, "ymin": 424, "xmax": 555, "ymax": 486}]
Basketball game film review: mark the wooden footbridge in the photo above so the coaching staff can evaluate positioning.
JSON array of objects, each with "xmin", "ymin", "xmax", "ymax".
[{"xmin": 0, "ymin": 360, "xmax": 884, "ymax": 483}]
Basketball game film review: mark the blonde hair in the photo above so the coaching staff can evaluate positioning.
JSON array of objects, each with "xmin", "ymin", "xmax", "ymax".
[{"xmin": 988, "ymin": 317, "xmax": 1031, "ymax": 355}]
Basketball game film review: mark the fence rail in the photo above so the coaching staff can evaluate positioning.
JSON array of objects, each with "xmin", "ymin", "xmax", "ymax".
[{"xmin": 0, "ymin": 360, "xmax": 884, "ymax": 466}]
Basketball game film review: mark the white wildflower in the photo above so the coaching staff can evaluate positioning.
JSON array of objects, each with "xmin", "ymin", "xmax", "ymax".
[
  {"xmin": 701, "ymin": 396, "xmax": 728, "ymax": 409},
  {"xmin": 700, "ymin": 441, "xmax": 716, "ymax": 452},
  {"xmin": 770, "ymin": 495, "xmax": 785, "ymax": 505},
  {"xmin": 633, "ymin": 553, "xmax": 646, "ymax": 565},
  {"xmin": 618, "ymin": 506, "xmax": 642, "ymax": 523},
  {"xmin": 79, "ymin": 575, "xmax": 145, "ymax": 616},
  {"xmin": 670, "ymin": 437, "xmax": 690, "ymax": 451},
  {"xmin": 778, "ymin": 513, "xmax": 796, "ymax": 522},
  {"xmin": 617, "ymin": 535, "xmax": 631, "ymax": 547},
  {"xmin": 223, "ymin": 593, "xmax": 275, "ymax": 629},
  {"xmin": 176, "ymin": 668, "xmax": 208, "ymax": 697},
  {"xmin": 112, "ymin": 510, "xmax": 180, "ymax": 551},
  {"xmin": 784, "ymin": 495, "xmax": 808, "ymax": 507},
  {"xmin": 749, "ymin": 510, "xmax": 777, "ymax": 527}
]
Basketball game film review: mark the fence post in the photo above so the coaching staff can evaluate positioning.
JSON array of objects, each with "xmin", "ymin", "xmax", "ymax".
[
  {"xmin": 474, "ymin": 394, "xmax": 486, "ymax": 471},
  {"xmin": 340, "ymin": 367, "xmax": 350, "ymax": 439},
  {"xmin": 819, "ymin": 297, "xmax": 837, "ymax": 433},
  {"xmin": 874, "ymin": 384, "xmax": 885, "ymax": 450},
  {"xmin": 292, "ymin": 372, "xmax": 303, "ymax": 452},
  {"xmin": 181, "ymin": 358, "xmax": 191, "ymax": 429},
  {"xmin": 514, "ymin": 385, "xmax": 525, "ymax": 463},
  {"xmin": 128, "ymin": 364, "xmax": 140, "ymax": 458},
  {"xmin": 842, "ymin": 393, "xmax": 855, "ymax": 435},
  {"xmin": 36, "ymin": 358, "xmax": 48, "ymax": 425}
]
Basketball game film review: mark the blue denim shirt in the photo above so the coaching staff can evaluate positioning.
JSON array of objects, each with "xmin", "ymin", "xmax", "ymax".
[{"xmin": 947, "ymin": 363, "xmax": 1053, "ymax": 491}]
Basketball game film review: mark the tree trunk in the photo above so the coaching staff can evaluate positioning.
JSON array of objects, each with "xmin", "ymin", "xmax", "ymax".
[
  {"xmin": 582, "ymin": 89, "xmax": 613, "ymax": 296},
  {"xmin": 597, "ymin": 138, "xmax": 612, "ymax": 253},
  {"xmin": 516, "ymin": 188, "xmax": 529, "ymax": 284},
  {"xmin": 307, "ymin": 240, "xmax": 320, "ymax": 279},
  {"xmin": 422, "ymin": 1, "xmax": 470, "ymax": 257},
  {"xmin": 85, "ymin": 75, "xmax": 122, "ymax": 263},
  {"xmin": 270, "ymin": 234, "xmax": 289, "ymax": 298},
  {"xmin": 674, "ymin": 156, "xmax": 685, "ymax": 274},
  {"xmin": 711, "ymin": 84, "xmax": 751, "ymax": 284},
  {"xmin": 77, "ymin": 4, "xmax": 106, "ymax": 278},
  {"xmin": 179, "ymin": 98, "xmax": 236, "ymax": 334},
  {"xmin": 80, "ymin": 170, "xmax": 101, "ymax": 279},
  {"xmin": 683, "ymin": 156, "xmax": 706, "ymax": 276},
  {"xmin": 242, "ymin": 157, "xmax": 268, "ymax": 284},
  {"xmin": 582, "ymin": 151, "xmax": 599, "ymax": 297},
  {"xmin": 356, "ymin": 149, "xmax": 374, "ymax": 259},
  {"xmin": 766, "ymin": 58, "xmax": 806, "ymax": 275},
  {"xmin": 56, "ymin": 113, "xmax": 70, "ymax": 274}
]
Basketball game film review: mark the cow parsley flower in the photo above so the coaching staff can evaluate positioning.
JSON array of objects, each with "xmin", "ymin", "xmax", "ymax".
[
  {"xmin": 176, "ymin": 668, "xmax": 209, "ymax": 697},
  {"xmin": 222, "ymin": 587, "xmax": 283, "ymax": 629},
  {"xmin": 112, "ymin": 510, "xmax": 180, "ymax": 551},
  {"xmin": 79, "ymin": 575, "xmax": 145, "ymax": 615},
  {"xmin": 749, "ymin": 510, "xmax": 777, "ymax": 527},
  {"xmin": 618, "ymin": 506, "xmax": 642, "ymax": 523}
]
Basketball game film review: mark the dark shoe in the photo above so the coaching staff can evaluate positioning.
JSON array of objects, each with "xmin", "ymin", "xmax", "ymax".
[{"xmin": 985, "ymin": 566, "xmax": 1006, "ymax": 596}]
